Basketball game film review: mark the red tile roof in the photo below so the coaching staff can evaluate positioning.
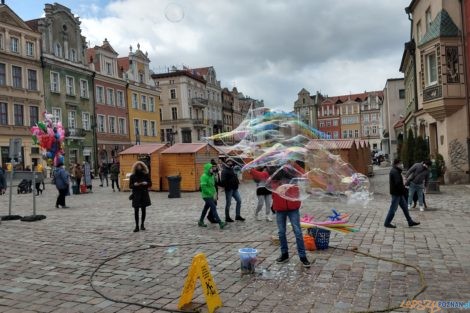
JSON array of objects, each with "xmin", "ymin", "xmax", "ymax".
[
  {"xmin": 191, "ymin": 67, "xmax": 210, "ymax": 76},
  {"xmin": 151, "ymin": 70, "xmax": 206, "ymax": 84},
  {"xmin": 120, "ymin": 144, "xmax": 168, "ymax": 155},
  {"xmin": 321, "ymin": 90, "xmax": 384, "ymax": 104},
  {"xmin": 117, "ymin": 57, "xmax": 130, "ymax": 75},
  {"xmin": 25, "ymin": 18, "xmax": 41, "ymax": 31},
  {"xmin": 306, "ymin": 139, "xmax": 357, "ymax": 150},
  {"xmin": 162, "ymin": 143, "xmax": 211, "ymax": 154}
]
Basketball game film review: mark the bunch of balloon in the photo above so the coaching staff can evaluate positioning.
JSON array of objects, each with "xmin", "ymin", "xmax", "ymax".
[{"xmin": 30, "ymin": 112, "xmax": 66, "ymax": 166}]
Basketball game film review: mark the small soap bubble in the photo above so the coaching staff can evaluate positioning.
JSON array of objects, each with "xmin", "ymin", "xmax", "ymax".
[{"xmin": 165, "ymin": 2, "xmax": 185, "ymax": 23}]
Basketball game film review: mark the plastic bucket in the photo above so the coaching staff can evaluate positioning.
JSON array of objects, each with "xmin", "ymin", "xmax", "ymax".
[{"xmin": 238, "ymin": 248, "xmax": 257, "ymax": 274}]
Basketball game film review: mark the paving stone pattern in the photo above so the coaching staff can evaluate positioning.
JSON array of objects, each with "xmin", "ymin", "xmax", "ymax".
[{"xmin": 0, "ymin": 167, "xmax": 469, "ymax": 312}]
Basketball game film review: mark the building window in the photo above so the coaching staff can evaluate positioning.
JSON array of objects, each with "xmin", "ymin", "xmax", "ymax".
[
  {"xmin": 170, "ymin": 89, "xmax": 176, "ymax": 99},
  {"xmin": 425, "ymin": 52, "xmax": 437, "ymax": 86},
  {"xmin": 0, "ymin": 102, "xmax": 8, "ymax": 125},
  {"xmin": 326, "ymin": 121, "xmax": 331, "ymax": 127},
  {"xmin": 68, "ymin": 111, "xmax": 76, "ymax": 129},
  {"xmin": 10, "ymin": 37, "xmax": 19, "ymax": 53},
  {"xmin": 52, "ymin": 108, "xmax": 61, "ymax": 124},
  {"xmin": 142, "ymin": 120, "xmax": 148, "ymax": 136},
  {"xmin": 54, "ymin": 42, "xmax": 62, "ymax": 57},
  {"xmin": 118, "ymin": 118, "xmax": 126, "ymax": 135},
  {"xmin": 149, "ymin": 97, "xmax": 155, "ymax": 112},
  {"xmin": 348, "ymin": 130, "xmax": 352, "ymax": 138},
  {"xmin": 69, "ymin": 49, "xmax": 77, "ymax": 62},
  {"xmin": 141, "ymin": 95, "xmax": 147, "ymax": 110},
  {"xmin": 333, "ymin": 120, "xmax": 338, "ymax": 126},
  {"xmin": 150, "ymin": 121, "xmax": 156, "ymax": 136},
  {"xmin": 97, "ymin": 115, "xmax": 106, "ymax": 132},
  {"xmin": 0, "ymin": 63, "xmax": 5, "ymax": 86},
  {"xmin": 132, "ymin": 93, "xmax": 138, "ymax": 108},
  {"xmin": 333, "ymin": 131, "xmax": 339, "ymax": 139},
  {"xmin": 82, "ymin": 112, "xmax": 90, "ymax": 130},
  {"xmin": 372, "ymin": 125, "xmax": 377, "ymax": 135},
  {"xmin": 30, "ymin": 106, "xmax": 39, "ymax": 126},
  {"xmin": 106, "ymin": 62, "xmax": 112, "ymax": 75},
  {"xmin": 0, "ymin": 33, "xmax": 3, "ymax": 50},
  {"xmin": 106, "ymin": 88, "xmax": 114, "ymax": 105},
  {"xmin": 399, "ymin": 89, "xmax": 405, "ymax": 99},
  {"xmin": 425, "ymin": 7, "xmax": 432, "ymax": 32},
  {"xmin": 96, "ymin": 86, "xmax": 104, "ymax": 103},
  {"xmin": 160, "ymin": 129, "xmax": 165, "ymax": 142},
  {"xmin": 12, "ymin": 66, "xmax": 22, "ymax": 88},
  {"xmin": 171, "ymin": 107, "xmax": 178, "ymax": 120},
  {"xmin": 364, "ymin": 126, "xmax": 370, "ymax": 136},
  {"xmin": 139, "ymin": 72, "xmax": 144, "ymax": 83},
  {"xmin": 80, "ymin": 80, "xmax": 89, "ymax": 98},
  {"xmin": 14, "ymin": 104, "xmax": 24, "ymax": 126},
  {"xmin": 354, "ymin": 129, "xmax": 359, "ymax": 138},
  {"xmin": 159, "ymin": 108, "xmax": 162, "ymax": 121},
  {"xmin": 364, "ymin": 114, "xmax": 369, "ymax": 122},
  {"xmin": 108, "ymin": 116, "xmax": 116, "ymax": 133},
  {"xmin": 342, "ymin": 130, "xmax": 347, "ymax": 138},
  {"xmin": 65, "ymin": 76, "xmax": 75, "ymax": 95},
  {"xmin": 134, "ymin": 119, "xmax": 140, "ymax": 135},
  {"xmin": 50, "ymin": 71, "xmax": 60, "ymax": 92},
  {"xmin": 117, "ymin": 91, "xmax": 125, "ymax": 107},
  {"xmin": 26, "ymin": 41, "xmax": 34, "ymax": 57},
  {"xmin": 27, "ymin": 69, "xmax": 37, "ymax": 90}
]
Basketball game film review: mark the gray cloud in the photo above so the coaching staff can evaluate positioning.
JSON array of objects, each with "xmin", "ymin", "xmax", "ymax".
[{"xmin": 79, "ymin": 0, "xmax": 410, "ymax": 107}]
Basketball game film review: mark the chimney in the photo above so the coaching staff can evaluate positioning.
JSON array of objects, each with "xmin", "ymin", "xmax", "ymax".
[{"xmin": 1, "ymin": 1, "xmax": 5, "ymax": 5}]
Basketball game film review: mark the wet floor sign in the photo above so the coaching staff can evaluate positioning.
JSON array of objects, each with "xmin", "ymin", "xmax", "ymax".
[{"xmin": 178, "ymin": 253, "xmax": 222, "ymax": 313}]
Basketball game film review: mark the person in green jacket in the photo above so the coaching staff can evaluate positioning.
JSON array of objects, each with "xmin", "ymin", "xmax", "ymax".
[{"xmin": 199, "ymin": 163, "xmax": 225, "ymax": 229}]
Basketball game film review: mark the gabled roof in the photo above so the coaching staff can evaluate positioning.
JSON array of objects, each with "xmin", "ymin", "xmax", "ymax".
[
  {"xmin": 162, "ymin": 143, "xmax": 213, "ymax": 154},
  {"xmin": 1, "ymin": 4, "xmax": 35, "ymax": 31},
  {"xmin": 298, "ymin": 88, "xmax": 310, "ymax": 95},
  {"xmin": 306, "ymin": 139, "xmax": 357, "ymax": 150},
  {"xmin": 100, "ymin": 38, "xmax": 118, "ymax": 55},
  {"xmin": 120, "ymin": 144, "xmax": 168, "ymax": 155},
  {"xmin": 419, "ymin": 10, "xmax": 460, "ymax": 46}
]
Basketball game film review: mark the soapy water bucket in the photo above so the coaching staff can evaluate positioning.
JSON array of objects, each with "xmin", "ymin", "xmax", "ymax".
[{"xmin": 239, "ymin": 248, "xmax": 257, "ymax": 274}]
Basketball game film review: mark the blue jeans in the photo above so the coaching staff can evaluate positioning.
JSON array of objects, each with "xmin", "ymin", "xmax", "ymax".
[
  {"xmin": 385, "ymin": 195, "xmax": 413, "ymax": 226},
  {"xmin": 200, "ymin": 198, "xmax": 221, "ymax": 223},
  {"xmin": 276, "ymin": 209, "xmax": 306, "ymax": 258},
  {"xmin": 407, "ymin": 182, "xmax": 424, "ymax": 207},
  {"xmin": 225, "ymin": 189, "xmax": 241, "ymax": 218}
]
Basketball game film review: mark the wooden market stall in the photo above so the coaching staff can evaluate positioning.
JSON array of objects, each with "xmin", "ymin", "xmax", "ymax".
[
  {"xmin": 216, "ymin": 145, "xmax": 254, "ymax": 181},
  {"xmin": 160, "ymin": 143, "xmax": 220, "ymax": 192},
  {"xmin": 119, "ymin": 144, "xmax": 168, "ymax": 191}
]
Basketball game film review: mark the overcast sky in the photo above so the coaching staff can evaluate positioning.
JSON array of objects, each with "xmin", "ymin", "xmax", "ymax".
[{"xmin": 11, "ymin": 0, "xmax": 410, "ymax": 109}]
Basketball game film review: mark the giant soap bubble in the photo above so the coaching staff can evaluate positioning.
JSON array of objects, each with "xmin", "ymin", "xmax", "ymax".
[{"xmin": 206, "ymin": 107, "xmax": 372, "ymax": 206}]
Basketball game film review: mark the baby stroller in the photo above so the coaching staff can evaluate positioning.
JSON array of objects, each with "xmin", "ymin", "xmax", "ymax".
[{"xmin": 17, "ymin": 179, "xmax": 32, "ymax": 194}]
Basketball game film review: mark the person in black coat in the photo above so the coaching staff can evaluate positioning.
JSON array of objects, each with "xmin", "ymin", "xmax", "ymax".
[
  {"xmin": 384, "ymin": 159, "xmax": 420, "ymax": 228},
  {"xmin": 221, "ymin": 159, "xmax": 245, "ymax": 222},
  {"xmin": 129, "ymin": 161, "xmax": 152, "ymax": 232}
]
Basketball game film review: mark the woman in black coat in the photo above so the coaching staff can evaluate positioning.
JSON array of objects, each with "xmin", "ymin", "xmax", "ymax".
[{"xmin": 129, "ymin": 161, "xmax": 152, "ymax": 232}]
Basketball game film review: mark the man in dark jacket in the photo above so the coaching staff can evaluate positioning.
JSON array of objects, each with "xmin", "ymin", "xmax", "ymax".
[
  {"xmin": 384, "ymin": 159, "xmax": 420, "ymax": 228},
  {"xmin": 221, "ymin": 159, "xmax": 244, "ymax": 222},
  {"xmin": 406, "ymin": 159, "xmax": 432, "ymax": 211}
]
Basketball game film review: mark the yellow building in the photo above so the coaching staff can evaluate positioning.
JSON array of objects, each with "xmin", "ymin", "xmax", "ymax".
[
  {"xmin": 339, "ymin": 98, "xmax": 361, "ymax": 139},
  {"xmin": 118, "ymin": 44, "xmax": 160, "ymax": 144},
  {"xmin": 0, "ymin": 4, "xmax": 44, "ymax": 168}
]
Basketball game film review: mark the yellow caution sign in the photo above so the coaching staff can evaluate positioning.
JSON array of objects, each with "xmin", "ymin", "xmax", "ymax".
[{"xmin": 178, "ymin": 253, "xmax": 222, "ymax": 313}]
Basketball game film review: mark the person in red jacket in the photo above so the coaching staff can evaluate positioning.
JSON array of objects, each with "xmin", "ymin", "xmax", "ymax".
[
  {"xmin": 269, "ymin": 162, "xmax": 311, "ymax": 268},
  {"xmin": 250, "ymin": 167, "xmax": 273, "ymax": 221}
]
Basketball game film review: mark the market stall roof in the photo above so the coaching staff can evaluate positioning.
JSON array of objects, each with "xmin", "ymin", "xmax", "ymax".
[
  {"xmin": 119, "ymin": 144, "xmax": 168, "ymax": 155},
  {"xmin": 161, "ymin": 143, "xmax": 212, "ymax": 154},
  {"xmin": 306, "ymin": 139, "xmax": 356, "ymax": 150}
]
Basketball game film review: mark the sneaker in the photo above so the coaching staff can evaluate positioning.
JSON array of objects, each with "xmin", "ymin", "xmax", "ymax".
[
  {"xmin": 198, "ymin": 221, "xmax": 207, "ymax": 227},
  {"xmin": 384, "ymin": 224, "xmax": 396, "ymax": 228},
  {"xmin": 419, "ymin": 206, "xmax": 424, "ymax": 212},
  {"xmin": 133, "ymin": 227, "xmax": 139, "ymax": 232},
  {"xmin": 300, "ymin": 257, "xmax": 311, "ymax": 268},
  {"xmin": 266, "ymin": 215, "xmax": 273, "ymax": 222},
  {"xmin": 225, "ymin": 217, "xmax": 234, "ymax": 223},
  {"xmin": 235, "ymin": 216, "xmax": 245, "ymax": 221},
  {"xmin": 219, "ymin": 221, "xmax": 226, "ymax": 229},
  {"xmin": 276, "ymin": 254, "xmax": 289, "ymax": 263},
  {"xmin": 409, "ymin": 221, "xmax": 420, "ymax": 227},
  {"xmin": 140, "ymin": 225, "xmax": 146, "ymax": 231}
]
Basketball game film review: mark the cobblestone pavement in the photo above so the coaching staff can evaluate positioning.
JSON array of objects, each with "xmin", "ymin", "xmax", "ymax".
[{"xmin": 0, "ymin": 167, "xmax": 469, "ymax": 313}]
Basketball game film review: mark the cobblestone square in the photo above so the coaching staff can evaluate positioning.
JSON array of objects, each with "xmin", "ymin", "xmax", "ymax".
[{"xmin": 1, "ymin": 167, "xmax": 469, "ymax": 312}]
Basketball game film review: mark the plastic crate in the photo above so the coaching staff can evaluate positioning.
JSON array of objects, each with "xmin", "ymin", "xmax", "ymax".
[{"xmin": 308, "ymin": 227, "xmax": 330, "ymax": 250}]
